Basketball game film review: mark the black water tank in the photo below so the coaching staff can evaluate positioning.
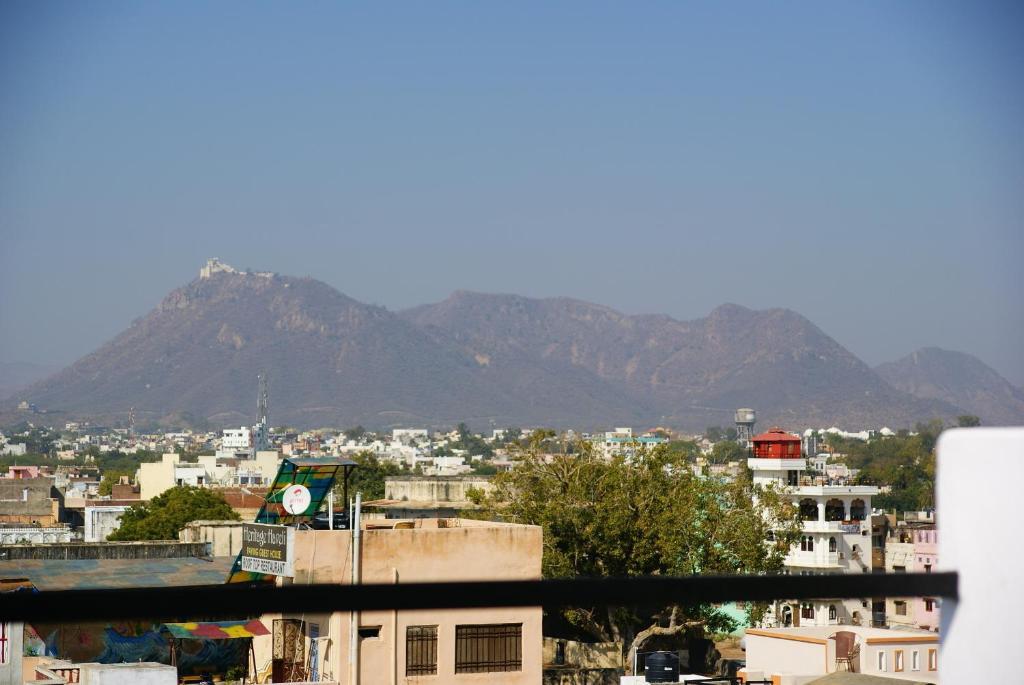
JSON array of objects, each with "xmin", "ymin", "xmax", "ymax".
[{"xmin": 644, "ymin": 651, "xmax": 680, "ymax": 683}]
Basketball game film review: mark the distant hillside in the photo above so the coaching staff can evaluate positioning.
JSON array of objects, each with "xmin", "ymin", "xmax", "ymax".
[
  {"xmin": 7, "ymin": 262, "xmax": 969, "ymax": 431},
  {"xmin": 0, "ymin": 362, "xmax": 59, "ymax": 401},
  {"xmin": 876, "ymin": 347, "xmax": 1024, "ymax": 426},
  {"xmin": 403, "ymin": 292, "xmax": 959, "ymax": 430}
]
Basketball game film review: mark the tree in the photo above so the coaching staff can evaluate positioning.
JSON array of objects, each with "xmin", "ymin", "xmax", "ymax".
[
  {"xmin": 709, "ymin": 440, "xmax": 747, "ymax": 464},
  {"xmin": 109, "ymin": 486, "xmax": 239, "ymax": 541},
  {"xmin": 704, "ymin": 426, "xmax": 737, "ymax": 442},
  {"xmin": 334, "ymin": 451, "xmax": 406, "ymax": 501},
  {"xmin": 98, "ymin": 471, "xmax": 128, "ymax": 496},
  {"xmin": 957, "ymin": 415, "xmax": 981, "ymax": 428},
  {"xmin": 343, "ymin": 425, "xmax": 366, "ymax": 441},
  {"xmin": 476, "ymin": 442, "xmax": 801, "ymax": 671}
]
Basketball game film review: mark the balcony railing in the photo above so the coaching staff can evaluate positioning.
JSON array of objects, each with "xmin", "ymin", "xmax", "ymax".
[
  {"xmin": 787, "ymin": 550, "xmax": 841, "ymax": 567},
  {"xmin": 802, "ymin": 520, "xmax": 865, "ymax": 533}
]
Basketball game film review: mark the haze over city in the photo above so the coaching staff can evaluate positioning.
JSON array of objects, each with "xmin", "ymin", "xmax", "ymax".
[{"xmin": 2, "ymin": 1, "xmax": 1022, "ymax": 385}]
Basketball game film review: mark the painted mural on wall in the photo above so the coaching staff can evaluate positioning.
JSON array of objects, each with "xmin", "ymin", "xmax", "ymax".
[{"xmin": 31, "ymin": 622, "xmax": 246, "ymax": 675}]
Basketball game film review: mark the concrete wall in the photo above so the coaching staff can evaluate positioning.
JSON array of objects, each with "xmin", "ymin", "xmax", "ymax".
[
  {"xmin": 178, "ymin": 520, "xmax": 245, "ymax": 556},
  {"xmin": 0, "ymin": 477, "xmax": 60, "ymax": 525},
  {"xmin": 743, "ymin": 630, "xmax": 829, "ymax": 678},
  {"xmin": 542, "ymin": 639, "xmax": 620, "ymax": 669},
  {"xmin": 138, "ymin": 454, "xmax": 179, "ymax": 500},
  {"xmin": 77, "ymin": 662, "xmax": 177, "ymax": 685},
  {"xmin": 83, "ymin": 506, "xmax": 129, "ymax": 542},
  {"xmin": 0, "ymin": 541, "xmax": 209, "ymax": 560},
  {"xmin": 0, "ymin": 621, "xmax": 24, "ymax": 685},
  {"xmin": 860, "ymin": 640, "xmax": 938, "ymax": 683},
  {"xmin": 253, "ymin": 519, "xmax": 542, "ymax": 685},
  {"xmin": 384, "ymin": 477, "xmax": 493, "ymax": 503}
]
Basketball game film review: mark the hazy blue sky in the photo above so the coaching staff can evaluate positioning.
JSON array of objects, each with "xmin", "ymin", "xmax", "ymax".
[{"xmin": 2, "ymin": 2, "xmax": 1022, "ymax": 383}]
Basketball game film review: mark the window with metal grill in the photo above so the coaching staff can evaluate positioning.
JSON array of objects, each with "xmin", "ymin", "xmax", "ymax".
[
  {"xmin": 406, "ymin": 625, "xmax": 438, "ymax": 676},
  {"xmin": 454, "ymin": 623, "xmax": 522, "ymax": 674}
]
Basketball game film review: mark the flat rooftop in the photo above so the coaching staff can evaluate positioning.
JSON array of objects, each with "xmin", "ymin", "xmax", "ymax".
[
  {"xmin": 746, "ymin": 626, "xmax": 939, "ymax": 644},
  {"xmin": 0, "ymin": 556, "xmax": 235, "ymax": 590}
]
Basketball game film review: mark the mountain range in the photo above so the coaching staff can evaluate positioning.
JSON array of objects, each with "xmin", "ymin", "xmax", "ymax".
[{"xmin": 4, "ymin": 262, "xmax": 1021, "ymax": 431}]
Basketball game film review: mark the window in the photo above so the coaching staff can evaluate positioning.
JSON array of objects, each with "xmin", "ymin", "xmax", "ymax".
[
  {"xmin": 895, "ymin": 650, "xmax": 904, "ymax": 672},
  {"xmin": 894, "ymin": 601, "xmax": 907, "ymax": 616},
  {"xmin": 406, "ymin": 625, "xmax": 438, "ymax": 676},
  {"xmin": 455, "ymin": 623, "xmax": 522, "ymax": 674},
  {"xmin": 877, "ymin": 651, "xmax": 887, "ymax": 672},
  {"xmin": 800, "ymin": 603, "xmax": 815, "ymax": 619},
  {"xmin": 0, "ymin": 622, "xmax": 8, "ymax": 665},
  {"xmin": 801, "ymin": 536, "xmax": 814, "ymax": 552},
  {"xmin": 912, "ymin": 650, "xmax": 921, "ymax": 671},
  {"xmin": 828, "ymin": 605, "xmax": 837, "ymax": 621},
  {"xmin": 358, "ymin": 626, "xmax": 381, "ymax": 639},
  {"xmin": 924, "ymin": 599, "xmax": 935, "ymax": 612},
  {"xmin": 829, "ymin": 537, "xmax": 837, "ymax": 553},
  {"xmin": 928, "ymin": 648, "xmax": 938, "ymax": 671}
]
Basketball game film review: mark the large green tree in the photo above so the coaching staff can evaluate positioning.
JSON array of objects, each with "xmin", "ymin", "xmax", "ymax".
[
  {"xmin": 475, "ymin": 442, "xmax": 800, "ymax": 671},
  {"xmin": 109, "ymin": 486, "xmax": 239, "ymax": 541},
  {"xmin": 333, "ymin": 451, "xmax": 407, "ymax": 501}
]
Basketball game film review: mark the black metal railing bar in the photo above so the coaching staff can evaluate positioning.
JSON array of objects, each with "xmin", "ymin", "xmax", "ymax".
[{"xmin": 0, "ymin": 571, "xmax": 957, "ymax": 623}]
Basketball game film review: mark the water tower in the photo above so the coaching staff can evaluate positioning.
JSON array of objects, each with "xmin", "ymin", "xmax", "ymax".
[{"xmin": 735, "ymin": 408, "xmax": 756, "ymax": 448}]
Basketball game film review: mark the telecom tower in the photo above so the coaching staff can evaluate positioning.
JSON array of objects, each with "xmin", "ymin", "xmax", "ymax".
[
  {"xmin": 252, "ymin": 373, "xmax": 271, "ymax": 454},
  {"xmin": 128, "ymin": 407, "xmax": 136, "ymax": 441}
]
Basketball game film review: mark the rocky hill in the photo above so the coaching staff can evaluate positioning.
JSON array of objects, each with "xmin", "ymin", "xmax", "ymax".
[
  {"xmin": 7, "ymin": 264, "xmax": 973, "ymax": 430},
  {"xmin": 876, "ymin": 347, "xmax": 1024, "ymax": 426},
  {"xmin": 403, "ymin": 292, "xmax": 959, "ymax": 430}
]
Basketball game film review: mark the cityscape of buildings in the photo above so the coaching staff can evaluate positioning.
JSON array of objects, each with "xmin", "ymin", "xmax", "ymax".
[{"xmin": 0, "ymin": 392, "xmax": 948, "ymax": 685}]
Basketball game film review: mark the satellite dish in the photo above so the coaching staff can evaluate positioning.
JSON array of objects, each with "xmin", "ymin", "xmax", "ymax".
[{"xmin": 282, "ymin": 484, "xmax": 312, "ymax": 515}]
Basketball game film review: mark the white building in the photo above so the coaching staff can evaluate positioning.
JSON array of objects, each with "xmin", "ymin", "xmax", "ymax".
[
  {"xmin": 220, "ymin": 427, "xmax": 251, "ymax": 455},
  {"xmin": 392, "ymin": 428, "xmax": 429, "ymax": 445},
  {"xmin": 749, "ymin": 428, "xmax": 878, "ymax": 628},
  {"xmin": 741, "ymin": 625, "xmax": 939, "ymax": 684},
  {"xmin": 84, "ymin": 505, "xmax": 130, "ymax": 542}
]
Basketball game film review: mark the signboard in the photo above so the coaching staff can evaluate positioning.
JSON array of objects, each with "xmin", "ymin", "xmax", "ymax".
[
  {"xmin": 840, "ymin": 523, "xmax": 862, "ymax": 534},
  {"xmin": 240, "ymin": 523, "xmax": 295, "ymax": 577}
]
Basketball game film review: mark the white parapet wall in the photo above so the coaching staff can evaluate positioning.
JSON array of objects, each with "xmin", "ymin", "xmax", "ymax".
[{"xmin": 938, "ymin": 427, "xmax": 1024, "ymax": 682}]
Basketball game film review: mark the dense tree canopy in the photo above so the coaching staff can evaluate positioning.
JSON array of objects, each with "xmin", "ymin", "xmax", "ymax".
[
  {"xmin": 708, "ymin": 440, "xmax": 747, "ymax": 464},
  {"xmin": 333, "ymin": 451, "xmax": 408, "ymax": 501},
  {"xmin": 829, "ymin": 420, "xmax": 944, "ymax": 512},
  {"xmin": 109, "ymin": 486, "xmax": 239, "ymax": 541},
  {"xmin": 475, "ymin": 442, "xmax": 801, "ymax": 670}
]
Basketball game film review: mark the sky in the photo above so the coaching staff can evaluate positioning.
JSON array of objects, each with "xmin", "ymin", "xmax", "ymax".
[{"xmin": 1, "ymin": 2, "xmax": 1022, "ymax": 384}]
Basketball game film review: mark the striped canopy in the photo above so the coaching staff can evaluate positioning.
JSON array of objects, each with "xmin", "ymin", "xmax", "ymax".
[{"xmin": 162, "ymin": 619, "xmax": 269, "ymax": 639}]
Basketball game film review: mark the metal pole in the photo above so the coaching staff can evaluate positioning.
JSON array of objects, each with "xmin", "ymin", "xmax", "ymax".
[{"xmin": 349, "ymin": 492, "xmax": 362, "ymax": 685}]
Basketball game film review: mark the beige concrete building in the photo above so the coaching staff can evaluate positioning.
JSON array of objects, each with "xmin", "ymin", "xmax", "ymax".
[
  {"xmin": 740, "ymin": 626, "xmax": 939, "ymax": 684},
  {"xmin": 251, "ymin": 517, "xmax": 542, "ymax": 685},
  {"xmin": 375, "ymin": 476, "xmax": 493, "ymax": 519}
]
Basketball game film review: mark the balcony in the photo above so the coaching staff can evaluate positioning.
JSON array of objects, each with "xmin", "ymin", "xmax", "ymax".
[
  {"xmin": 787, "ymin": 550, "xmax": 841, "ymax": 568},
  {"xmin": 802, "ymin": 520, "xmax": 864, "ymax": 534}
]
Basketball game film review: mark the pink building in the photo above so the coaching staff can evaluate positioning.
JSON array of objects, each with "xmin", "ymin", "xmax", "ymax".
[
  {"xmin": 4, "ymin": 465, "xmax": 40, "ymax": 479},
  {"xmin": 913, "ymin": 526, "xmax": 940, "ymax": 631}
]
